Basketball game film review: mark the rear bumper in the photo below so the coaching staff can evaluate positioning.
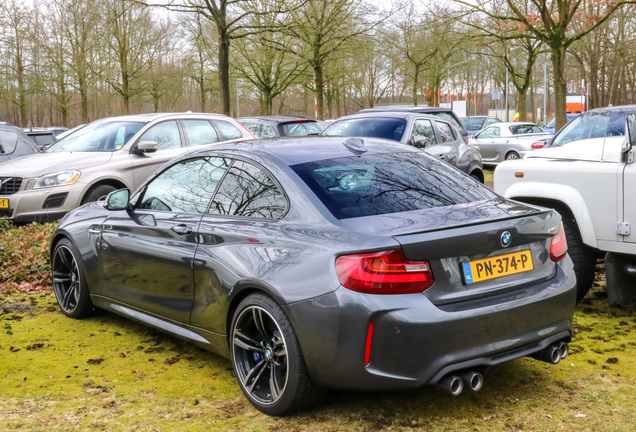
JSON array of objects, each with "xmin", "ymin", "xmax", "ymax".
[{"xmin": 285, "ymin": 256, "xmax": 576, "ymax": 390}]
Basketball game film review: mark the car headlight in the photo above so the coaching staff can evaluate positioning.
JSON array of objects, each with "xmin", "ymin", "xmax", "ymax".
[{"xmin": 33, "ymin": 170, "xmax": 81, "ymax": 189}]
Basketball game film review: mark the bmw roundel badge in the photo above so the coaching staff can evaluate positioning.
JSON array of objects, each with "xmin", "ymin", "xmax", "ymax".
[{"xmin": 501, "ymin": 231, "xmax": 512, "ymax": 247}]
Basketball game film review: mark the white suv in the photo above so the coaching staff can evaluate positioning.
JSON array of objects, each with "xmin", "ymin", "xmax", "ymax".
[
  {"xmin": 494, "ymin": 105, "xmax": 636, "ymax": 304},
  {"xmin": 0, "ymin": 112, "xmax": 253, "ymax": 223}
]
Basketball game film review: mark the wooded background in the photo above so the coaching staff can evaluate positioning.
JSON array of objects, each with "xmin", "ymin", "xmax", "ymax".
[{"xmin": 1, "ymin": 0, "xmax": 634, "ymax": 129}]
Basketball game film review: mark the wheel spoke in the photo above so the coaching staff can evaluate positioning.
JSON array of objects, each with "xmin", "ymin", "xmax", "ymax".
[
  {"xmin": 61, "ymin": 283, "xmax": 75, "ymax": 310},
  {"xmin": 269, "ymin": 362, "xmax": 282, "ymax": 400},
  {"xmin": 59, "ymin": 248, "xmax": 72, "ymax": 270},
  {"xmin": 244, "ymin": 360, "xmax": 267, "ymax": 393},
  {"xmin": 252, "ymin": 308, "xmax": 269, "ymax": 342},
  {"xmin": 233, "ymin": 329, "xmax": 263, "ymax": 353},
  {"xmin": 53, "ymin": 272, "xmax": 72, "ymax": 284}
]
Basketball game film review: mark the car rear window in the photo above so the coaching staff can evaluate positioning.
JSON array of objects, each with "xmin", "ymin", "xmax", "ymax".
[
  {"xmin": 322, "ymin": 118, "xmax": 406, "ymax": 141},
  {"xmin": 461, "ymin": 118, "xmax": 485, "ymax": 130},
  {"xmin": 291, "ymin": 152, "xmax": 495, "ymax": 219},
  {"xmin": 280, "ymin": 121, "xmax": 323, "ymax": 136}
]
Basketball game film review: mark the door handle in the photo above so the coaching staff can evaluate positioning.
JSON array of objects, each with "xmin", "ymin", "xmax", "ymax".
[{"xmin": 171, "ymin": 224, "xmax": 193, "ymax": 235}]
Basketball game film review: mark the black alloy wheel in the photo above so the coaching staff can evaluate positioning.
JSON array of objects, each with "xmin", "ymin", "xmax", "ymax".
[
  {"xmin": 230, "ymin": 294, "xmax": 324, "ymax": 416},
  {"xmin": 52, "ymin": 239, "xmax": 93, "ymax": 318}
]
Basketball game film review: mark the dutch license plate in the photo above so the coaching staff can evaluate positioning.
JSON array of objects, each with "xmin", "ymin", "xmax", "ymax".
[
  {"xmin": 462, "ymin": 250, "xmax": 533, "ymax": 284},
  {"xmin": 0, "ymin": 198, "xmax": 8, "ymax": 209}
]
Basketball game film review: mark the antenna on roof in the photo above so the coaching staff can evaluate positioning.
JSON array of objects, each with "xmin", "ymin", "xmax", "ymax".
[{"xmin": 343, "ymin": 137, "xmax": 367, "ymax": 154}]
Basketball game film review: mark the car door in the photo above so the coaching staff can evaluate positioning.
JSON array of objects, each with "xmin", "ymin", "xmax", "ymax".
[
  {"xmin": 189, "ymin": 159, "xmax": 288, "ymax": 332},
  {"xmin": 98, "ymin": 156, "xmax": 231, "ymax": 322},
  {"xmin": 129, "ymin": 120, "xmax": 189, "ymax": 188},
  {"xmin": 472, "ymin": 126, "xmax": 500, "ymax": 162},
  {"xmin": 429, "ymin": 120, "xmax": 459, "ymax": 165}
]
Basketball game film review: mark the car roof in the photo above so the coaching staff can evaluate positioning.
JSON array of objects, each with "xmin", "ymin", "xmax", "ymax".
[
  {"xmin": 584, "ymin": 105, "xmax": 636, "ymax": 114},
  {"xmin": 238, "ymin": 115, "xmax": 317, "ymax": 124},
  {"xmin": 487, "ymin": 122, "xmax": 538, "ymax": 127},
  {"xmin": 184, "ymin": 136, "xmax": 421, "ymax": 166},
  {"xmin": 359, "ymin": 106, "xmax": 455, "ymax": 114},
  {"xmin": 94, "ymin": 112, "xmax": 232, "ymax": 123},
  {"xmin": 24, "ymin": 128, "xmax": 55, "ymax": 135},
  {"xmin": 333, "ymin": 112, "xmax": 445, "ymax": 122}
]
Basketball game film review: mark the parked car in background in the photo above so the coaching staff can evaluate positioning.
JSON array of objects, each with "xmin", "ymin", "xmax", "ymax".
[
  {"xmin": 51, "ymin": 136, "xmax": 576, "ymax": 416},
  {"xmin": 469, "ymin": 122, "xmax": 551, "ymax": 165},
  {"xmin": 24, "ymin": 127, "xmax": 57, "ymax": 150},
  {"xmin": 358, "ymin": 106, "xmax": 469, "ymax": 137},
  {"xmin": 238, "ymin": 115, "xmax": 323, "ymax": 138},
  {"xmin": 460, "ymin": 116, "xmax": 501, "ymax": 135},
  {"xmin": 322, "ymin": 112, "xmax": 484, "ymax": 181},
  {"xmin": 0, "ymin": 124, "xmax": 40, "ymax": 163},
  {"xmin": 544, "ymin": 113, "xmax": 580, "ymax": 134},
  {"xmin": 46, "ymin": 126, "xmax": 69, "ymax": 138},
  {"xmin": 0, "ymin": 112, "xmax": 252, "ymax": 223}
]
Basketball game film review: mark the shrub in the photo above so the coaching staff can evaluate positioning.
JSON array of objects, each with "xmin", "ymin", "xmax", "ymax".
[{"xmin": 0, "ymin": 220, "xmax": 56, "ymax": 292}]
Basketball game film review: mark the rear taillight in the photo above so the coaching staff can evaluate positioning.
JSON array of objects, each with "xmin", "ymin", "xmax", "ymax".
[
  {"xmin": 531, "ymin": 141, "xmax": 545, "ymax": 149},
  {"xmin": 550, "ymin": 223, "xmax": 568, "ymax": 262},
  {"xmin": 335, "ymin": 249, "xmax": 434, "ymax": 294}
]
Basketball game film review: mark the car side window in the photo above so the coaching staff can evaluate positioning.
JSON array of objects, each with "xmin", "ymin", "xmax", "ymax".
[
  {"xmin": 215, "ymin": 120, "xmax": 244, "ymax": 140},
  {"xmin": 0, "ymin": 131, "xmax": 18, "ymax": 154},
  {"xmin": 139, "ymin": 157, "xmax": 230, "ymax": 213},
  {"xmin": 531, "ymin": 126, "xmax": 544, "ymax": 133},
  {"xmin": 210, "ymin": 160, "xmax": 287, "ymax": 219},
  {"xmin": 183, "ymin": 120, "xmax": 219, "ymax": 147},
  {"xmin": 138, "ymin": 120, "xmax": 182, "ymax": 150},
  {"xmin": 410, "ymin": 119, "xmax": 437, "ymax": 148},
  {"xmin": 478, "ymin": 126, "xmax": 499, "ymax": 138},
  {"xmin": 240, "ymin": 121, "xmax": 261, "ymax": 137},
  {"xmin": 436, "ymin": 121, "xmax": 455, "ymax": 143},
  {"xmin": 260, "ymin": 124, "xmax": 275, "ymax": 138}
]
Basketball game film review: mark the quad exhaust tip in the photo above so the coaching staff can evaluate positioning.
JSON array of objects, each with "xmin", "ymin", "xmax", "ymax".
[
  {"xmin": 460, "ymin": 371, "xmax": 484, "ymax": 392},
  {"xmin": 533, "ymin": 341, "xmax": 570, "ymax": 364},
  {"xmin": 438, "ymin": 370, "xmax": 483, "ymax": 396},
  {"xmin": 439, "ymin": 375, "xmax": 464, "ymax": 396}
]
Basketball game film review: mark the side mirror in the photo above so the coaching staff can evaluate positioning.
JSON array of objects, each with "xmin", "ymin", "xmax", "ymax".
[
  {"xmin": 104, "ymin": 188, "xmax": 130, "ymax": 211},
  {"xmin": 133, "ymin": 140, "xmax": 158, "ymax": 154},
  {"xmin": 625, "ymin": 114, "xmax": 636, "ymax": 152}
]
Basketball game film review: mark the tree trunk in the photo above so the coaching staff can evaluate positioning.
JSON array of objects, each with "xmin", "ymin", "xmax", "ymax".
[
  {"xmin": 218, "ymin": 33, "xmax": 231, "ymax": 116},
  {"xmin": 314, "ymin": 62, "xmax": 324, "ymax": 120},
  {"xmin": 518, "ymin": 91, "xmax": 527, "ymax": 122},
  {"xmin": 412, "ymin": 64, "xmax": 420, "ymax": 106},
  {"xmin": 265, "ymin": 90, "xmax": 273, "ymax": 116},
  {"xmin": 79, "ymin": 75, "xmax": 89, "ymax": 124},
  {"xmin": 551, "ymin": 47, "xmax": 568, "ymax": 131}
]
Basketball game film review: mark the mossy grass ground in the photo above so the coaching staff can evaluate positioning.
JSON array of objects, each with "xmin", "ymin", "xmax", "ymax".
[{"xmin": 2, "ymin": 226, "xmax": 636, "ymax": 431}]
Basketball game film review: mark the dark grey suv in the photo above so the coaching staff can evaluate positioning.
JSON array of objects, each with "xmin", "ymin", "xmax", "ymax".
[
  {"xmin": 322, "ymin": 112, "xmax": 484, "ymax": 182},
  {"xmin": 0, "ymin": 124, "xmax": 40, "ymax": 163}
]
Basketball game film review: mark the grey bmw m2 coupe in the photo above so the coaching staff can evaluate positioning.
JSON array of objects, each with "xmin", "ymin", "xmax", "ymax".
[{"xmin": 51, "ymin": 136, "xmax": 576, "ymax": 415}]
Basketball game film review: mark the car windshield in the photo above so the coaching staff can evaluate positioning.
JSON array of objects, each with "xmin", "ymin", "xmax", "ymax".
[
  {"xmin": 546, "ymin": 117, "xmax": 556, "ymax": 128},
  {"xmin": 280, "ymin": 121, "xmax": 323, "ymax": 136},
  {"xmin": 322, "ymin": 118, "xmax": 407, "ymax": 141},
  {"xmin": 45, "ymin": 121, "xmax": 145, "ymax": 152},
  {"xmin": 461, "ymin": 117, "xmax": 485, "ymax": 130},
  {"xmin": 291, "ymin": 152, "xmax": 496, "ymax": 219}
]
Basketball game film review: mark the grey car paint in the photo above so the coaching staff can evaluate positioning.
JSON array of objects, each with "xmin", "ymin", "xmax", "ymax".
[{"xmin": 52, "ymin": 137, "xmax": 576, "ymax": 411}]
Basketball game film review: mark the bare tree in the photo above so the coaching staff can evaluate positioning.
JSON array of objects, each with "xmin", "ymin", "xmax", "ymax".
[{"xmin": 103, "ymin": 0, "xmax": 159, "ymax": 114}]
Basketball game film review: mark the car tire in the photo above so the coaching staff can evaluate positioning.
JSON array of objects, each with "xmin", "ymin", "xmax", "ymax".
[
  {"xmin": 505, "ymin": 151, "xmax": 520, "ymax": 161},
  {"xmin": 470, "ymin": 170, "xmax": 484, "ymax": 183},
  {"xmin": 82, "ymin": 184, "xmax": 117, "ymax": 205},
  {"xmin": 561, "ymin": 214, "xmax": 596, "ymax": 301},
  {"xmin": 51, "ymin": 238, "xmax": 94, "ymax": 319},
  {"xmin": 230, "ymin": 293, "xmax": 325, "ymax": 416}
]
